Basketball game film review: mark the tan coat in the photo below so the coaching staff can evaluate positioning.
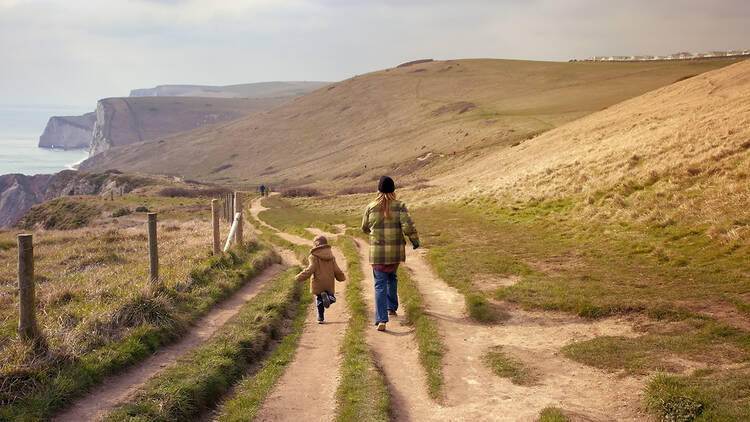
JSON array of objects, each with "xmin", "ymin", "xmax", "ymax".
[{"xmin": 295, "ymin": 244, "xmax": 345, "ymax": 295}]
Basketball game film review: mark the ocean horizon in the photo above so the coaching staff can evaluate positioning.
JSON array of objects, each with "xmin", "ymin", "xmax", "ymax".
[{"xmin": 0, "ymin": 104, "xmax": 91, "ymax": 176}]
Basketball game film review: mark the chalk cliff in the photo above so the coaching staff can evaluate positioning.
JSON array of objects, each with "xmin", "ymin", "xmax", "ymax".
[
  {"xmin": 88, "ymin": 96, "xmax": 286, "ymax": 157},
  {"xmin": 38, "ymin": 112, "xmax": 96, "ymax": 149}
]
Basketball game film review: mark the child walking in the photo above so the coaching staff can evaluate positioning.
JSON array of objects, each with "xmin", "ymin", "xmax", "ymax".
[{"xmin": 295, "ymin": 235, "xmax": 346, "ymax": 323}]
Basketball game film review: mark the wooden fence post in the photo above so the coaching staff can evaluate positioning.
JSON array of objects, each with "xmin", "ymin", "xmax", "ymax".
[
  {"xmin": 211, "ymin": 199, "xmax": 220, "ymax": 255},
  {"xmin": 148, "ymin": 213, "xmax": 158, "ymax": 282},
  {"xmin": 233, "ymin": 192, "xmax": 243, "ymax": 246},
  {"xmin": 17, "ymin": 234, "xmax": 38, "ymax": 341},
  {"xmin": 110, "ymin": 191, "xmax": 114, "ymax": 201}
]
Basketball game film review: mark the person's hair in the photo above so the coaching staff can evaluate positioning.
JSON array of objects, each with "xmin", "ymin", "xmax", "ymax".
[{"xmin": 375, "ymin": 192, "xmax": 396, "ymax": 219}]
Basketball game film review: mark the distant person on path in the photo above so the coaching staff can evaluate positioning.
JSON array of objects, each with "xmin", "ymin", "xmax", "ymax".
[
  {"xmin": 259, "ymin": 185, "xmax": 265, "ymax": 196},
  {"xmin": 361, "ymin": 176, "xmax": 420, "ymax": 331},
  {"xmin": 295, "ymin": 235, "xmax": 346, "ymax": 324}
]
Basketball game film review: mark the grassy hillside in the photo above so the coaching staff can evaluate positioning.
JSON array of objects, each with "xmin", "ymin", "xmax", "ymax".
[
  {"xmin": 129, "ymin": 81, "xmax": 330, "ymax": 99},
  {"xmin": 79, "ymin": 57, "xmax": 742, "ymax": 187}
]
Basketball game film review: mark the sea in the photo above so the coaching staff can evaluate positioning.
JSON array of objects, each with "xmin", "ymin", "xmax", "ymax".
[{"xmin": 0, "ymin": 104, "xmax": 92, "ymax": 176}]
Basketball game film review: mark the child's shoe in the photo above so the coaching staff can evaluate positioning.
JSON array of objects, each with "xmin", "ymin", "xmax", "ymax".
[
  {"xmin": 328, "ymin": 292, "xmax": 336, "ymax": 304},
  {"xmin": 320, "ymin": 292, "xmax": 331, "ymax": 308},
  {"xmin": 377, "ymin": 322, "xmax": 386, "ymax": 331},
  {"xmin": 318, "ymin": 317, "xmax": 324, "ymax": 324},
  {"xmin": 388, "ymin": 309, "xmax": 397, "ymax": 316}
]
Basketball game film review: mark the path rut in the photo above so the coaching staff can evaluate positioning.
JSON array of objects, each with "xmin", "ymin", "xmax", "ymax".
[
  {"xmin": 53, "ymin": 263, "xmax": 286, "ymax": 422},
  {"xmin": 249, "ymin": 200, "xmax": 351, "ymax": 422}
]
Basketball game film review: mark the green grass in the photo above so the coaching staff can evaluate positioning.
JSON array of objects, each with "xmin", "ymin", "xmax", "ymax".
[
  {"xmin": 482, "ymin": 345, "xmax": 533, "ymax": 385},
  {"xmin": 0, "ymin": 243, "xmax": 278, "ymax": 421},
  {"xmin": 215, "ymin": 285, "xmax": 313, "ymax": 421},
  {"xmin": 258, "ymin": 196, "xmax": 346, "ymax": 238},
  {"xmin": 397, "ymin": 267, "xmax": 444, "ymax": 400},
  {"xmin": 102, "ymin": 267, "xmax": 303, "ymax": 422},
  {"xmin": 17, "ymin": 197, "xmax": 101, "ymax": 230},
  {"xmin": 538, "ymin": 407, "xmax": 571, "ymax": 422},
  {"xmin": 333, "ymin": 237, "xmax": 391, "ymax": 421},
  {"xmin": 561, "ymin": 316, "xmax": 750, "ymax": 375},
  {"xmin": 645, "ymin": 371, "xmax": 750, "ymax": 421}
]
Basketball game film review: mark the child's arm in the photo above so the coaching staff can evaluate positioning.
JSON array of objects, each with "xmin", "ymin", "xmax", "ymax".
[
  {"xmin": 295, "ymin": 256, "xmax": 316, "ymax": 282},
  {"xmin": 333, "ymin": 259, "xmax": 346, "ymax": 281}
]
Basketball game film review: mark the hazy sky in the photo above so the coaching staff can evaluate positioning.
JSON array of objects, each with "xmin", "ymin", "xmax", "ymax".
[{"xmin": 1, "ymin": 0, "xmax": 749, "ymax": 107}]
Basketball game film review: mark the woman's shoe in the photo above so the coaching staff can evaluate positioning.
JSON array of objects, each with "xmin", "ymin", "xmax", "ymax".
[
  {"xmin": 388, "ymin": 309, "xmax": 397, "ymax": 316},
  {"xmin": 377, "ymin": 322, "xmax": 386, "ymax": 331},
  {"xmin": 318, "ymin": 317, "xmax": 324, "ymax": 324}
]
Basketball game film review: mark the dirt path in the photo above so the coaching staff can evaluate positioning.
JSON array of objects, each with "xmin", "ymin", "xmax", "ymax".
[
  {"xmin": 53, "ymin": 263, "xmax": 286, "ymax": 422},
  {"xmin": 248, "ymin": 202, "xmax": 351, "ymax": 422},
  {"xmin": 352, "ymin": 239, "xmax": 447, "ymax": 421},
  {"xmin": 402, "ymin": 247, "xmax": 647, "ymax": 421}
]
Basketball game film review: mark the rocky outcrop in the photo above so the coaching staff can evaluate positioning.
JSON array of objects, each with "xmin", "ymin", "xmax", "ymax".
[
  {"xmin": 38, "ymin": 112, "xmax": 96, "ymax": 149},
  {"xmin": 0, "ymin": 174, "xmax": 55, "ymax": 226},
  {"xmin": 0, "ymin": 170, "xmax": 149, "ymax": 227}
]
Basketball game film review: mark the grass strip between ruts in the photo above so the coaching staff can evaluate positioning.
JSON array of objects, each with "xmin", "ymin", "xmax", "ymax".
[
  {"xmin": 538, "ymin": 407, "xmax": 572, "ymax": 422},
  {"xmin": 397, "ymin": 267, "xmax": 445, "ymax": 400},
  {"xmin": 333, "ymin": 237, "xmax": 391, "ymax": 422},
  {"xmin": 2, "ymin": 243, "xmax": 278, "ymax": 422},
  {"xmin": 214, "ymin": 282, "xmax": 313, "ymax": 421},
  {"xmin": 101, "ymin": 267, "xmax": 302, "ymax": 422}
]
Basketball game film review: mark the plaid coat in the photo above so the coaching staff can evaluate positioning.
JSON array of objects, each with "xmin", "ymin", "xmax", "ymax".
[{"xmin": 361, "ymin": 200, "xmax": 420, "ymax": 264}]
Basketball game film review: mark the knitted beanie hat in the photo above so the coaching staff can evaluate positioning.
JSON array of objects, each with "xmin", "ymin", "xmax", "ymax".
[
  {"xmin": 313, "ymin": 235, "xmax": 328, "ymax": 247},
  {"xmin": 378, "ymin": 176, "xmax": 395, "ymax": 193}
]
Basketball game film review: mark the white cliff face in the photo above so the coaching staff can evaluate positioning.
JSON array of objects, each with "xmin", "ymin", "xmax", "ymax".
[
  {"xmin": 89, "ymin": 100, "xmax": 115, "ymax": 157},
  {"xmin": 38, "ymin": 113, "xmax": 96, "ymax": 149}
]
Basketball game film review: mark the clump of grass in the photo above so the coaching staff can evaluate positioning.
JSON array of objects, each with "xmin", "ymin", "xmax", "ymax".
[
  {"xmin": 111, "ymin": 207, "xmax": 131, "ymax": 217},
  {"xmin": 398, "ymin": 267, "xmax": 444, "ymax": 400},
  {"xmin": 482, "ymin": 345, "xmax": 533, "ymax": 385},
  {"xmin": 645, "ymin": 371, "xmax": 750, "ymax": 421},
  {"xmin": 215, "ymin": 281, "xmax": 313, "ymax": 421},
  {"xmin": 561, "ymin": 317, "xmax": 750, "ymax": 375},
  {"xmin": 16, "ymin": 198, "xmax": 100, "ymax": 229},
  {"xmin": 538, "ymin": 407, "xmax": 571, "ymax": 422},
  {"xmin": 103, "ymin": 267, "xmax": 303, "ymax": 421},
  {"xmin": 334, "ymin": 237, "xmax": 391, "ymax": 421}
]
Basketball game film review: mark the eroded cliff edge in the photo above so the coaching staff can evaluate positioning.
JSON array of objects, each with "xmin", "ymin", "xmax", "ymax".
[{"xmin": 38, "ymin": 112, "xmax": 96, "ymax": 149}]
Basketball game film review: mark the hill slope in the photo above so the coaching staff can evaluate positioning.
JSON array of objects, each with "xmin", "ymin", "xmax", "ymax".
[
  {"xmin": 79, "ymin": 57, "xmax": 742, "ymax": 185},
  {"xmin": 129, "ymin": 81, "xmax": 330, "ymax": 98},
  {"xmin": 432, "ymin": 58, "xmax": 750, "ymax": 227}
]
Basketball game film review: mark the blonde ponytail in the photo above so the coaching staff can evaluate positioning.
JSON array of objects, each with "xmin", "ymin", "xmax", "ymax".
[{"xmin": 375, "ymin": 192, "xmax": 396, "ymax": 219}]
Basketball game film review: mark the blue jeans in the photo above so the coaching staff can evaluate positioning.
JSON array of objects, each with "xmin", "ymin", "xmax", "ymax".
[
  {"xmin": 316, "ymin": 291, "xmax": 336, "ymax": 320},
  {"xmin": 373, "ymin": 269, "xmax": 398, "ymax": 324}
]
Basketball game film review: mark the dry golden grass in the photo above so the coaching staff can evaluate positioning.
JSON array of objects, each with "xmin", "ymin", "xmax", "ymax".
[
  {"xmin": 0, "ymin": 215, "xmax": 228, "ymax": 370},
  {"xmin": 428, "ymin": 59, "xmax": 750, "ymax": 231}
]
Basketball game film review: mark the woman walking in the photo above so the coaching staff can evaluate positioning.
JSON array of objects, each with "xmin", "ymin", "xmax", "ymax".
[{"xmin": 361, "ymin": 176, "xmax": 420, "ymax": 331}]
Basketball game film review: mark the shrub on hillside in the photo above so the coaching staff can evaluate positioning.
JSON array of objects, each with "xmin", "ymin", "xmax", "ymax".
[
  {"xmin": 112, "ymin": 208, "xmax": 132, "ymax": 217},
  {"xmin": 336, "ymin": 185, "xmax": 372, "ymax": 195},
  {"xmin": 281, "ymin": 187, "xmax": 322, "ymax": 197},
  {"xmin": 16, "ymin": 198, "xmax": 100, "ymax": 230},
  {"xmin": 135, "ymin": 206, "xmax": 149, "ymax": 213},
  {"xmin": 158, "ymin": 186, "xmax": 231, "ymax": 198}
]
